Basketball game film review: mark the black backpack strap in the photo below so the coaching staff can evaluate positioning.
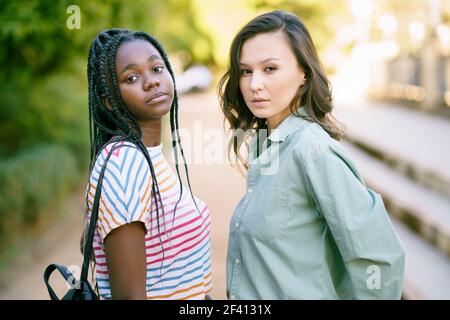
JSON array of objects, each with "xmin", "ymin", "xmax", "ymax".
[
  {"xmin": 80, "ymin": 142, "xmax": 125, "ymax": 282},
  {"xmin": 43, "ymin": 264, "xmax": 77, "ymax": 300}
]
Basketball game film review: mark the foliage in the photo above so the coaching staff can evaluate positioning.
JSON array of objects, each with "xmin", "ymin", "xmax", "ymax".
[{"xmin": 0, "ymin": 145, "xmax": 78, "ymax": 247}]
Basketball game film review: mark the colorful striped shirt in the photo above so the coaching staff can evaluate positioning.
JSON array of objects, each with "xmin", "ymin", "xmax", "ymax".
[{"xmin": 85, "ymin": 141, "xmax": 212, "ymax": 299}]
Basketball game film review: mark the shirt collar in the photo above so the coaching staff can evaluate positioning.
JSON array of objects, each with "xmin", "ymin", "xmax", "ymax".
[
  {"xmin": 248, "ymin": 107, "xmax": 312, "ymax": 161},
  {"xmin": 268, "ymin": 106, "xmax": 311, "ymax": 143}
]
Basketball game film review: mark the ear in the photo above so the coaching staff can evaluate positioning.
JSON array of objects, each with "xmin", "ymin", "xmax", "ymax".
[
  {"xmin": 300, "ymin": 73, "xmax": 307, "ymax": 86},
  {"xmin": 102, "ymin": 94, "xmax": 112, "ymax": 111}
]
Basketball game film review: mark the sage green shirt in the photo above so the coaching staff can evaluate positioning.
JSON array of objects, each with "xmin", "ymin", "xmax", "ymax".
[{"xmin": 226, "ymin": 109, "xmax": 405, "ymax": 300}]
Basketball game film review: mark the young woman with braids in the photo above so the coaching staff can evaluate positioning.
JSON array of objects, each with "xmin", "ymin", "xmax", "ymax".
[
  {"xmin": 219, "ymin": 11, "xmax": 405, "ymax": 299},
  {"xmin": 81, "ymin": 29, "xmax": 212, "ymax": 300}
]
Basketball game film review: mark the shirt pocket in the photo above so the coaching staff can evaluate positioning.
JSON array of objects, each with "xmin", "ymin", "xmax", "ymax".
[{"xmin": 245, "ymin": 186, "xmax": 291, "ymax": 240}]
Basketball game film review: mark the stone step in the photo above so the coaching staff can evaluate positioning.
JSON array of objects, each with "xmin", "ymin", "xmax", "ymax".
[
  {"xmin": 342, "ymin": 140, "xmax": 450, "ymax": 257},
  {"xmin": 335, "ymin": 102, "xmax": 450, "ymax": 199},
  {"xmin": 392, "ymin": 219, "xmax": 450, "ymax": 300}
]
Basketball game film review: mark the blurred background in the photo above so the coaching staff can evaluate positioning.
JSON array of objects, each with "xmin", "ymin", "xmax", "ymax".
[{"xmin": 0, "ymin": 0, "xmax": 449, "ymax": 300}]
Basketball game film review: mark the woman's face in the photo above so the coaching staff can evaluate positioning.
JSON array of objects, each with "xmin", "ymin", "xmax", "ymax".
[
  {"xmin": 115, "ymin": 39, "xmax": 174, "ymax": 123},
  {"xmin": 239, "ymin": 31, "xmax": 306, "ymax": 129}
]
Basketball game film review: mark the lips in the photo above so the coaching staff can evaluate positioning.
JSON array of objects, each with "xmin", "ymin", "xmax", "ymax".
[
  {"xmin": 145, "ymin": 92, "xmax": 169, "ymax": 105},
  {"xmin": 251, "ymin": 98, "xmax": 270, "ymax": 107}
]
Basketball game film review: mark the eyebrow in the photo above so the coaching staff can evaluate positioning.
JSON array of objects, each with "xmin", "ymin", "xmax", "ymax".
[
  {"xmin": 120, "ymin": 55, "xmax": 163, "ymax": 75},
  {"xmin": 239, "ymin": 57, "xmax": 280, "ymax": 66}
]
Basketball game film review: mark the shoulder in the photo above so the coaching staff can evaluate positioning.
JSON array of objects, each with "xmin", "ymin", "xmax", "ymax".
[
  {"xmin": 290, "ymin": 123, "xmax": 363, "ymax": 182},
  {"xmin": 94, "ymin": 141, "xmax": 144, "ymax": 168},
  {"xmin": 292, "ymin": 123, "xmax": 350, "ymax": 162},
  {"xmin": 291, "ymin": 122, "xmax": 338, "ymax": 161},
  {"xmin": 90, "ymin": 141, "xmax": 148, "ymax": 182}
]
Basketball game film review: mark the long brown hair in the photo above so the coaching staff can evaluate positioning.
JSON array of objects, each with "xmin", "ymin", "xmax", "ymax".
[{"xmin": 218, "ymin": 10, "xmax": 344, "ymax": 170}]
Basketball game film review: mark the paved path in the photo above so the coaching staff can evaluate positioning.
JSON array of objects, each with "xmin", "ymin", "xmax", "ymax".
[
  {"xmin": 0, "ymin": 90, "xmax": 243, "ymax": 300},
  {"xmin": 334, "ymin": 101, "xmax": 450, "ymax": 195},
  {"xmin": 0, "ymin": 185, "xmax": 85, "ymax": 299}
]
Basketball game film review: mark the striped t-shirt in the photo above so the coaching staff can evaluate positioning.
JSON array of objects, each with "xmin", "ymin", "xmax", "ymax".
[{"xmin": 85, "ymin": 141, "xmax": 212, "ymax": 299}]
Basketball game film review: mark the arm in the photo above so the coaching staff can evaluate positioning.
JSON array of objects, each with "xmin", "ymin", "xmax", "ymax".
[
  {"xmin": 299, "ymin": 141, "xmax": 405, "ymax": 299},
  {"xmin": 95, "ymin": 144, "xmax": 152, "ymax": 300},
  {"xmin": 104, "ymin": 221, "xmax": 147, "ymax": 300}
]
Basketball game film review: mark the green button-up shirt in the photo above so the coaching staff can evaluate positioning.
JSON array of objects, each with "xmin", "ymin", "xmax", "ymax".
[{"xmin": 226, "ymin": 109, "xmax": 405, "ymax": 300}]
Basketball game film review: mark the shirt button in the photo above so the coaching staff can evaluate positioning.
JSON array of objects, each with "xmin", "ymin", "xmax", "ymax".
[
  {"xmin": 248, "ymin": 189, "xmax": 253, "ymax": 194},
  {"xmin": 230, "ymin": 295, "xmax": 237, "ymax": 300},
  {"xmin": 235, "ymin": 222, "xmax": 240, "ymax": 228},
  {"xmin": 235, "ymin": 258, "xmax": 240, "ymax": 264}
]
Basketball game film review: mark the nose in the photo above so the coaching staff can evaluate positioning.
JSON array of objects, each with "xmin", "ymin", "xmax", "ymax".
[
  {"xmin": 249, "ymin": 72, "xmax": 264, "ymax": 92},
  {"xmin": 143, "ymin": 72, "xmax": 160, "ymax": 91}
]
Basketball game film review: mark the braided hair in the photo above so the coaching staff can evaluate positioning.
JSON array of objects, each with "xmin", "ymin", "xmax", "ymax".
[{"xmin": 81, "ymin": 29, "xmax": 201, "ymax": 275}]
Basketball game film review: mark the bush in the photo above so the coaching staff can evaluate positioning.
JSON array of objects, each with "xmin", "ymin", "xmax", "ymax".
[
  {"xmin": 0, "ymin": 144, "xmax": 79, "ymax": 248},
  {"xmin": 0, "ymin": 70, "xmax": 90, "ymax": 165}
]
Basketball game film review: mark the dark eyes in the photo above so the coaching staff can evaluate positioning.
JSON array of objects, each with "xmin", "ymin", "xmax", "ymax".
[
  {"xmin": 265, "ymin": 66, "xmax": 277, "ymax": 72},
  {"xmin": 239, "ymin": 66, "xmax": 277, "ymax": 76},
  {"xmin": 153, "ymin": 66, "xmax": 164, "ymax": 73},
  {"xmin": 125, "ymin": 65, "xmax": 164, "ymax": 83},
  {"xmin": 126, "ymin": 75, "xmax": 138, "ymax": 83}
]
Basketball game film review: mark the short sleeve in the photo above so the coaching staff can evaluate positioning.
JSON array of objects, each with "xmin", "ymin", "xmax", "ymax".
[
  {"xmin": 93, "ymin": 143, "xmax": 152, "ymax": 241},
  {"xmin": 297, "ymin": 139, "xmax": 405, "ymax": 299}
]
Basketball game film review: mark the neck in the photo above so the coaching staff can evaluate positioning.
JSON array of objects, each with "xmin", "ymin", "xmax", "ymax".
[
  {"xmin": 139, "ymin": 119, "xmax": 162, "ymax": 147},
  {"xmin": 267, "ymin": 108, "xmax": 291, "ymax": 135}
]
